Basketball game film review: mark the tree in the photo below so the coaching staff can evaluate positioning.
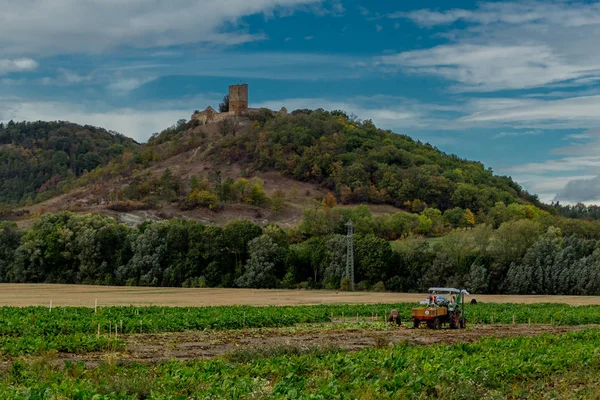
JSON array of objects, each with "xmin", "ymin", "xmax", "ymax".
[
  {"xmin": 188, "ymin": 189, "xmax": 218, "ymax": 210},
  {"xmin": 271, "ymin": 190, "xmax": 285, "ymax": 214},
  {"xmin": 488, "ymin": 219, "xmax": 542, "ymax": 291},
  {"xmin": 323, "ymin": 234, "xmax": 346, "ymax": 288},
  {"xmin": 443, "ymin": 207, "xmax": 467, "ymax": 228},
  {"xmin": 322, "ymin": 192, "xmax": 336, "ymax": 209},
  {"xmin": 223, "ymin": 220, "xmax": 262, "ymax": 274},
  {"xmin": 236, "ymin": 234, "xmax": 280, "ymax": 288},
  {"xmin": 355, "ymin": 234, "xmax": 392, "ymax": 284},
  {"xmin": 0, "ymin": 222, "xmax": 22, "ymax": 282},
  {"xmin": 466, "ymin": 262, "xmax": 489, "ymax": 293},
  {"xmin": 464, "ymin": 208, "xmax": 476, "ymax": 227},
  {"xmin": 505, "ymin": 227, "xmax": 562, "ymax": 294},
  {"xmin": 219, "ymin": 94, "xmax": 229, "ymax": 113}
]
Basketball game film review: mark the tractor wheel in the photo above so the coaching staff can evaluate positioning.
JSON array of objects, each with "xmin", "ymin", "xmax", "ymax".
[
  {"xmin": 413, "ymin": 319, "xmax": 420, "ymax": 329},
  {"xmin": 449, "ymin": 313, "xmax": 459, "ymax": 329},
  {"xmin": 432, "ymin": 318, "xmax": 440, "ymax": 330}
]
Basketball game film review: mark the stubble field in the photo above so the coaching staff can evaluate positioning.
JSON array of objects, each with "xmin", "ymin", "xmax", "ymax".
[{"xmin": 2, "ymin": 283, "xmax": 600, "ymax": 307}]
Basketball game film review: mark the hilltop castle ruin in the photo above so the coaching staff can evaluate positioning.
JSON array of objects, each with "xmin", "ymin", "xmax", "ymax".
[{"xmin": 192, "ymin": 84, "xmax": 286, "ymax": 125}]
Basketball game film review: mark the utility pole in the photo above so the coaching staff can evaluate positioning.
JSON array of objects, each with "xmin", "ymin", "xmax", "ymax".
[{"xmin": 346, "ymin": 219, "xmax": 354, "ymax": 291}]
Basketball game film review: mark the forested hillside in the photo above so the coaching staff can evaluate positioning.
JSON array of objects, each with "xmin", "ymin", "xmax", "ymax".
[
  {"xmin": 0, "ymin": 121, "xmax": 138, "ymax": 205},
  {"xmin": 210, "ymin": 109, "xmax": 543, "ymax": 212}
]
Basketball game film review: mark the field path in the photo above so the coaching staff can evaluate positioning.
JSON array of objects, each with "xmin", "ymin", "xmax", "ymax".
[
  {"xmin": 51, "ymin": 323, "xmax": 596, "ymax": 367},
  {"xmin": 3, "ymin": 284, "xmax": 600, "ymax": 307}
]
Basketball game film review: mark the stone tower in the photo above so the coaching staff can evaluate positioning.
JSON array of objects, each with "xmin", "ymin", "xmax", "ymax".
[{"xmin": 228, "ymin": 84, "xmax": 248, "ymax": 113}]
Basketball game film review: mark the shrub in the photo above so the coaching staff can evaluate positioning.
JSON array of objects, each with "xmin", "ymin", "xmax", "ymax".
[
  {"xmin": 373, "ymin": 281, "xmax": 386, "ymax": 292},
  {"xmin": 340, "ymin": 276, "xmax": 351, "ymax": 291},
  {"xmin": 188, "ymin": 190, "xmax": 218, "ymax": 210}
]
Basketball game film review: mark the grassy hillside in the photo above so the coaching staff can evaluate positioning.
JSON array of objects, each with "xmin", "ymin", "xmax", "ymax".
[{"xmin": 0, "ymin": 120, "xmax": 139, "ymax": 205}]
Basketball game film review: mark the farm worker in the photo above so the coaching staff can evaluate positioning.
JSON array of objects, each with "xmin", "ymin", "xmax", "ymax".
[{"xmin": 429, "ymin": 294, "xmax": 437, "ymax": 306}]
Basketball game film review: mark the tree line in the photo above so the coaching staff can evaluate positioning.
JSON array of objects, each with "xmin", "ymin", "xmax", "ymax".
[{"xmin": 2, "ymin": 208, "xmax": 600, "ymax": 294}]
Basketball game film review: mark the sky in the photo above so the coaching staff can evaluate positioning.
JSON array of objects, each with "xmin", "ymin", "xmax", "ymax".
[{"xmin": 2, "ymin": 0, "xmax": 600, "ymax": 204}]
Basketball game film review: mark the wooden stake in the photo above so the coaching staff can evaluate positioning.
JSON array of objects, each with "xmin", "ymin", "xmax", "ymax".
[
  {"xmin": 120, "ymin": 320, "xmax": 123, "ymax": 332},
  {"xmin": 94, "ymin": 299, "xmax": 98, "ymax": 313},
  {"xmin": 491, "ymin": 315, "xmax": 494, "ymax": 324},
  {"xmin": 356, "ymin": 313, "xmax": 359, "ymax": 323},
  {"xmin": 97, "ymin": 324, "xmax": 100, "ymax": 338},
  {"xmin": 115, "ymin": 323, "xmax": 118, "ymax": 339},
  {"xmin": 243, "ymin": 312, "xmax": 246, "ymax": 329},
  {"xmin": 140, "ymin": 320, "xmax": 142, "ymax": 333},
  {"xmin": 512, "ymin": 315, "xmax": 516, "ymax": 325},
  {"xmin": 49, "ymin": 299, "xmax": 53, "ymax": 312},
  {"xmin": 109, "ymin": 321, "xmax": 112, "ymax": 337},
  {"xmin": 528, "ymin": 318, "xmax": 531, "ymax": 327}
]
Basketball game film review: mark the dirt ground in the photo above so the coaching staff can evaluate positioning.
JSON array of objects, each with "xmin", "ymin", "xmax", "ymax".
[
  {"xmin": 2, "ymin": 284, "xmax": 600, "ymax": 307},
  {"xmin": 53, "ymin": 323, "xmax": 594, "ymax": 367}
]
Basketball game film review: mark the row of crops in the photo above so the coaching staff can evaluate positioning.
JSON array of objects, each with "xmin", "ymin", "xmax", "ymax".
[
  {"xmin": 1, "ymin": 302, "xmax": 600, "ymax": 356},
  {"xmin": 2, "ymin": 328, "xmax": 600, "ymax": 398}
]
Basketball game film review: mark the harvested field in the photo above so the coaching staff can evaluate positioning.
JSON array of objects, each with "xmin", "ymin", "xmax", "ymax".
[
  {"xmin": 2, "ymin": 284, "xmax": 600, "ymax": 307},
  {"xmin": 49, "ymin": 323, "xmax": 595, "ymax": 367}
]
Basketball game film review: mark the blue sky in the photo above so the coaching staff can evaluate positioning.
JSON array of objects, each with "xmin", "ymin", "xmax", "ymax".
[{"xmin": 2, "ymin": 0, "xmax": 600, "ymax": 203}]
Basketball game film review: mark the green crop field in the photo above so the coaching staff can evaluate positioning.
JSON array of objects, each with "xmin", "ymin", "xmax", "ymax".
[{"xmin": 1, "ymin": 303, "xmax": 600, "ymax": 398}]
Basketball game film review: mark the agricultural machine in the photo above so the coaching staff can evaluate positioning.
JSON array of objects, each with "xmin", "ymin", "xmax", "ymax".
[{"xmin": 411, "ymin": 287, "xmax": 469, "ymax": 329}]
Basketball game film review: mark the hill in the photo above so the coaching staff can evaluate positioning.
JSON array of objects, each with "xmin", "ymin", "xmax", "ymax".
[
  {"xmin": 0, "ymin": 121, "xmax": 139, "ymax": 207},
  {"xmin": 1, "ymin": 109, "xmax": 549, "ymax": 227}
]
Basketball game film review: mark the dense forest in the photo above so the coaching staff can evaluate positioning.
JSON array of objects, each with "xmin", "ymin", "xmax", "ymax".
[
  {"xmin": 2, "ymin": 207, "xmax": 600, "ymax": 294},
  {"xmin": 0, "ymin": 121, "xmax": 138, "ymax": 205}
]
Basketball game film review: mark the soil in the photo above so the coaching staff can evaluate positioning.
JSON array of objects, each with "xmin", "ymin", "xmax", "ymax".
[
  {"xmin": 2, "ymin": 284, "xmax": 600, "ymax": 307},
  {"xmin": 50, "ymin": 323, "xmax": 596, "ymax": 367}
]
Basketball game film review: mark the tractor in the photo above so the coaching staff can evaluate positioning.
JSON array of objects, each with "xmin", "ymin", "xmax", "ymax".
[{"xmin": 411, "ymin": 287, "xmax": 469, "ymax": 329}]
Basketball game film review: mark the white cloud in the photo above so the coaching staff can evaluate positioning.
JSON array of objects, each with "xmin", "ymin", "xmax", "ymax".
[
  {"xmin": 493, "ymin": 130, "xmax": 540, "ymax": 139},
  {"xmin": 555, "ymin": 175, "xmax": 600, "ymax": 202},
  {"xmin": 0, "ymin": 58, "xmax": 38, "ymax": 75},
  {"xmin": 461, "ymin": 95, "xmax": 600, "ymax": 128},
  {"xmin": 505, "ymin": 156, "xmax": 600, "ymax": 174},
  {"xmin": 511, "ymin": 174, "xmax": 597, "ymax": 203},
  {"xmin": 379, "ymin": 44, "xmax": 594, "ymax": 92},
  {"xmin": 0, "ymin": 98, "xmax": 216, "ymax": 142},
  {"xmin": 393, "ymin": 1, "xmax": 600, "ymax": 28},
  {"xmin": 375, "ymin": 24, "xmax": 383, "ymax": 32},
  {"xmin": 0, "ymin": 0, "xmax": 321, "ymax": 56},
  {"xmin": 383, "ymin": 1, "xmax": 600, "ymax": 92}
]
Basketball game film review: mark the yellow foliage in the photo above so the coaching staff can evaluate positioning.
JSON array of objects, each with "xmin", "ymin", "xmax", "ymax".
[{"xmin": 464, "ymin": 208, "xmax": 476, "ymax": 227}]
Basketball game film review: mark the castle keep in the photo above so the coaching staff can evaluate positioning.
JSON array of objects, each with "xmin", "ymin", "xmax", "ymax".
[{"xmin": 228, "ymin": 84, "xmax": 248, "ymax": 113}]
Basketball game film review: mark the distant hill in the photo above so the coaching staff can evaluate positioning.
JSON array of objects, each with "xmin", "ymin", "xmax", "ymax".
[{"xmin": 0, "ymin": 121, "xmax": 139, "ymax": 205}]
